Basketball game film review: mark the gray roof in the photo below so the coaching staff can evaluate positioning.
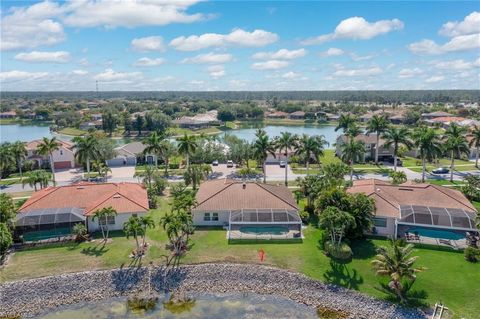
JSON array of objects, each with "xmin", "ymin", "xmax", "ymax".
[{"xmin": 115, "ymin": 142, "xmax": 146, "ymax": 156}]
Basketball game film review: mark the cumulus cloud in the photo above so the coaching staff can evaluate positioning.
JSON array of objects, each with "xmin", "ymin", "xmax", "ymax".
[
  {"xmin": 425, "ymin": 75, "xmax": 445, "ymax": 83},
  {"xmin": 207, "ymin": 65, "xmax": 226, "ymax": 79},
  {"xmin": 302, "ymin": 16, "xmax": 403, "ymax": 45},
  {"xmin": 170, "ymin": 29, "xmax": 278, "ymax": 51},
  {"xmin": 133, "ymin": 57, "xmax": 166, "ymax": 67},
  {"xmin": 72, "ymin": 70, "xmax": 88, "ymax": 75},
  {"xmin": 281, "ymin": 71, "xmax": 302, "ymax": 79},
  {"xmin": 320, "ymin": 48, "xmax": 345, "ymax": 57},
  {"xmin": 181, "ymin": 52, "xmax": 233, "ymax": 64},
  {"xmin": 398, "ymin": 68, "xmax": 423, "ymax": 78},
  {"xmin": 131, "ymin": 36, "xmax": 165, "ymax": 52},
  {"xmin": 94, "ymin": 69, "xmax": 142, "ymax": 82},
  {"xmin": 0, "ymin": 70, "xmax": 49, "ymax": 82},
  {"xmin": 409, "ymin": 12, "xmax": 480, "ymax": 55},
  {"xmin": 434, "ymin": 59, "xmax": 479, "ymax": 71},
  {"xmin": 252, "ymin": 48, "xmax": 307, "ymax": 60},
  {"xmin": 332, "ymin": 66, "xmax": 383, "ymax": 77},
  {"xmin": 251, "ymin": 60, "xmax": 289, "ymax": 70},
  {"xmin": 14, "ymin": 51, "xmax": 71, "ymax": 63}
]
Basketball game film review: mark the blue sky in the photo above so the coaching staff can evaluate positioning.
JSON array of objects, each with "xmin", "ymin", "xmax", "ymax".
[{"xmin": 1, "ymin": 1, "xmax": 479, "ymax": 91}]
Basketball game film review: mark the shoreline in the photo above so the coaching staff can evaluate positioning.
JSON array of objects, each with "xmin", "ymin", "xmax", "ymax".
[{"xmin": 0, "ymin": 263, "xmax": 426, "ymax": 319}]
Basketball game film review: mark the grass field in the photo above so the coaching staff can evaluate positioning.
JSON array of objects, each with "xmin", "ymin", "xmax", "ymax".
[
  {"xmin": 1, "ymin": 196, "xmax": 478, "ymax": 318},
  {"xmin": 57, "ymin": 127, "xmax": 87, "ymax": 136},
  {"xmin": 169, "ymin": 127, "xmax": 221, "ymax": 136}
]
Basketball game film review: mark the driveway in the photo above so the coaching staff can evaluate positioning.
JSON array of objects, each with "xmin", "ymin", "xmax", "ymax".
[
  {"xmin": 108, "ymin": 165, "xmax": 136, "ymax": 183},
  {"xmin": 265, "ymin": 163, "xmax": 299, "ymax": 181},
  {"xmin": 210, "ymin": 164, "xmax": 238, "ymax": 179},
  {"xmin": 55, "ymin": 168, "xmax": 83, "ymax": 183}
]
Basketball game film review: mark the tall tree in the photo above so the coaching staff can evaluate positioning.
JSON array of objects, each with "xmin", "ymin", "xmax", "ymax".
[
  {"xmin": 139, "ymin": 215, "xmax": 155, "ymax": 247},
  {"xmin": 274, "ymin": 132, "xmax": 298, "ymax": 186},
  {"xmin": 134, "ymin": 114, "xmax": 144, "ymax": 136},
  {"xmin": 0, "ymin": 143, "xmax": 15, "ymax": 178},
  {"xmin": 412, "ymin": 127, "xmax": 442, "ymax": 182},
  {"xmin": 92, "ymin": 207, "xmax": 117, "ymax": 243},
  {"xmin": 345, "ymin": 123, "xmax": 363, "ymax": 141},
  {"xmin": 22, "ymin": 170, "xmax": 50, "ymax": 191},
  {"xmin": 123, "ymin": 216, "xmax": 144, "ymax": 256},
  {"xmin": 371, "ymin": 239, "xmax": 425, "ymax": 303},
  {"xmin": 340, "ymin": 139, "xmax": 365, "ymax": 182},
  {"xmin": 159, "ymin": 140, "xmax": 176, "ymax": 176},
  {"xmin": 295, "ymin": 134, "xmax": 328, "ymax": 175},
  {"xmin": 10, "ymin": 141, "xmax": 27, "ymax": 178},
  {"xmin": 143, "ymin": 131, "xmax": 165, "ymax": 168},
  {"xmin": 73, "ymin": 135, "xmax": 100, "ymax": 182},
  {"xmin": 177, "ymin": 134, "xmax": 198, "ymax": 169},
  {"xmin": 335, "ymin": 114, "xmax": 356, "ymax": 133},
  {"xmin": 469, "ymin": 125, "xmax": 480, "ymax": 168},
  {"xmin": 36, "ymin": 137, "xmax": 60, "ymax": 185},
  {"xmin": 382, "ymin": 127, "xmax": 413, "ymax": 171},
  {"xmin": 443, "ymin": 123, "xmax": 469, "ymax": 182},
  {"xmin": 366, "ymin": 115, "xmax": 390, "ymax": 164},
  {"xmin": 318, "ymin": 206, "xmax": 355, "ymax": 249},
  {"xmin": 253, "ymin": 130, "xmax": 276, "ymax": 183}
]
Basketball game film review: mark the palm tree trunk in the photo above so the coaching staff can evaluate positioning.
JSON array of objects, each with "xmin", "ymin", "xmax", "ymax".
[
  {"xmin": 263, "ymin": 161, "xmax": 266, "ymax": 183},
  {"xmin": 422, "ymin": 156, "xmax": 426, "ymax": 183},
  {"xmin": 375, "ymin": 134, "xmax": 379, "ymax": 164},
  {"xmin": 86, "ymin": 158, "xmax": 90, "ymax": 182},
  {"xmin": 350, "ymin": 162, "xmax": 353, "ymax": 182},
  {"xmin": 285, "ymin": 152, "xmax": 288, "ymax": 186},
  {"xmin": 306, "ymin": 160, "xmax": 310, "ymax": 176},
  {"xmin": 164, "ymin": 157, "xmax": 169, "ymax": 176},
  {"xmin": 186, "ymin": 153, "xmax": 190, "ymax": 170},
  {"xmin": 49, "ymin": 153, "xmax": 56, "ymax": 186},
  {"xmin": 18, "ymin": 159, "xmax": 23, "ymax": 178},
  {"xmin": 450, "ymin": 150, "xmax": 454, "ymax": 182},
  {"xmin": 393, "ymin": 155, "xmax": 398, "ymax": 172},
  {"xmin": 476, "ymin": 146, "xmax": 479, "ymax": 168}
]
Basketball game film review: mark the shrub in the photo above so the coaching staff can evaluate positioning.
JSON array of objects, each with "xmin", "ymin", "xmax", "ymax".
[
  {"xmin": 317, "ymin": 307, "xmax": 348, "ymax": 319},
  {"xmin": 299, "ymin": 209, "xmax": 309, "ymax": 223},
  {"xmin": 464, "ymin": 247, "xmax": 480, "ymax": 262},
  {"xmin": 324, "ymin": 241, "xmax": 352, "ymax": 260},
  {"xmin": 72, "ymin": 223, "xmax": 88, "ymax": 242},
  {"xmin": 169, "ymin": 163, "xmax": 180, "ymax": 169}
]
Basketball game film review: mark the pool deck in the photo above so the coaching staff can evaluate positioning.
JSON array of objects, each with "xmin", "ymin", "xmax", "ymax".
[
  {"xmin": 406, "ymin": 235, "xmax": 468, "ymax": 249},
  {"xmin": 228, "ymin": 229, "xmax": 302, "ymax": 240}
]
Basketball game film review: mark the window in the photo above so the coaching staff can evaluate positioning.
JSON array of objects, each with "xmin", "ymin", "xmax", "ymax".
[
  {"xmin": 99, "ymin": 215, "xmax": 116, "ymax": 225},
  {"xmin": 203, "ymin": 213, "xmax": 211, "ymax": 221},
  {"xmin": 212, "ymin": 213, "xmax": 219, "ymax": 221},
  {"xmin": 373, "ymin": 217, "xmax": 387, "ymax": 228},
  {"xmin": 132, "ymin": 214, "xmax": 137, "ymax": 218}
]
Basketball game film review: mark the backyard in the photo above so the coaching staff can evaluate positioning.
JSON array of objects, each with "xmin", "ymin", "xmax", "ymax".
[{"xmin": 1, "ymin": 196, "xmax": 479, "ymax": 318}]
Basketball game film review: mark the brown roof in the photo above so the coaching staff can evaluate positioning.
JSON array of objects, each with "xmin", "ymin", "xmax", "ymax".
[
  {"xmin": 26, "ymin": 139, "xmax": 74, "ymax": 151},
  {"xmin": 19, "ymin": 182, "xmax": 148, "ymax": 216},
  {"xmin": 193, "ymin": 179, "xmax": 298, "ymax": 211},
  {"xmin": 421, "ymin": 111, "xmax": 453, "ymax": 117},
  {"xmin": 338, "ymin": 133, "xmax": 384, "ymax": 145},
  {"xmin": 430, "ymin": 116, "xmax": 466, "ymax": 123},
  {"xmin": 347, "ymin": 179, "xmax": 476, "ymax": 218}
]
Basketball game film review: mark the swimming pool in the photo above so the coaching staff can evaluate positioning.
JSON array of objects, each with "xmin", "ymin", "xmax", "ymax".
[
  {"xmin": 239, "ymin": 226, "xmax": 289, "ymax": 236},
  {"xmin": 407, "ymin": 227, "xmax": 465, "ymax": 240}
]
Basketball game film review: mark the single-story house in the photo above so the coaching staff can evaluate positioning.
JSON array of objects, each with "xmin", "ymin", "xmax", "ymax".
[
  {"xmin": 425, "ymin": 116, "xmax": 466, "ymax": 128},
  {"xmin": 347, "ymin": 179, "xmax": 477, "ymax": 238},
  {"xmin": 0, "ymin": 111, "xmax": 17, "ymax": 119},
  {"xmin": 192, "ymin": 179, "xmax": 302, "ymax": 240},
  {"xmin": 26, "ymin": 139, "xmax": 77, "ymax": 169},
  {"xmin": 106, "ymin": 142, "xmax": 158, "ymax": 166},
  {"xmin": 79, "ymin": 120, "xmax": 102, "ymax": 130},
  {"xmin": 421, "ymin": 111, "xmax": 454, "ymax": 120},
  {"xmin": 335, "ymin": 134, "xmax": 394, "ymax": 162},
  {"xmin": 288, "ymin": 111, "xmax": 306, "ymax": 120},
  {"xmin": 16, "ymin": 182, "xmax": 148, "ymax": 241},
  {"xmin": 266, "ymin": 111, "xmax": 288, "ymax": 119},
  {"xmin": 172, "ymin": 110, "xmax": 219, "ymax": 129}
]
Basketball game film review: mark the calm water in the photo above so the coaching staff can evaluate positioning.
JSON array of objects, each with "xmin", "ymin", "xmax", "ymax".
[
  {"xmin": 34, "ymin": 293, "xmax": 317, "ymax": 319},
  {"xmin": 0, "ymin": 124, "xmax": 54, "ymax": 143}
]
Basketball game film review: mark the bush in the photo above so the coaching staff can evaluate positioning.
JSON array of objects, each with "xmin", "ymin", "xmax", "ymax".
[
  {"xmin": 317, "ymin": 307, "xmax": 348, "ymax": 319},
  {"xmin": 324, "ymin": 241, "xmax": 352, "ymax": 260},
  {"xmin": 299, "ymin": 209, "xmax": 309, "ymax": 223},
  {"xmin": 169, "ymin": 163, "xmax": 180, "ymax": 169},
  {"xmin": 464, "ymin": 247, "xmax": 480, "ymax": 262}
]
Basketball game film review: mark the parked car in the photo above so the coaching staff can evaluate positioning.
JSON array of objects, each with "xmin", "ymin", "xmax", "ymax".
[
  {"xmin": 279, "ymin": 161, "xmax": 286, "ymax": 168},
  {"xmin": 432, "ymin": 167, "xmax": 449, "ymax": 174},
  {"xmin": 386, "ymin": 157, "xmax": 403, "ymax": 166},
  {"xmin": 226, "ymin": 160, "xmax": 234, "ymax": 168},
  {"xmin": 212, "ymin": 160, "xmax": 219, "ymax": 166}
]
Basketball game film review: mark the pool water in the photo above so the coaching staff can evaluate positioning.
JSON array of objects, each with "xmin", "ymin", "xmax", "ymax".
[
  {"xmin": 239, "ymin": 226, "xmax": 289, "ymax": 235},
  {"xmin": 34, "ymin": 293, "xmax": 318, "ymax": 319},
  {"xmin": 408, "ymin": 227, "xmax": 465, "ymax": 240}
]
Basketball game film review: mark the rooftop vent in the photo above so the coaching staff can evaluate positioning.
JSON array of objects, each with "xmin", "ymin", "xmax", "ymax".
[
  {"xmin": 242, "ymin": 183, "xmax": 246, "ymax": 189},
  {"xmin": 113, "ymin": 194, "xmax": 121, "ymax": 198},
  {"xmin": 399, "ymin": 188, "xmax": 413, "ymax": 191},
  {"xmin": 76, "ymin": 186, "xmax": 85, "ymax": 189}
]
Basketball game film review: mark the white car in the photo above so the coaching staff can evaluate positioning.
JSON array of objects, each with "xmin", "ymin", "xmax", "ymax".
[
  {"xmin": 279, "ymin": 161, "xmax": 286, "ymax": 168},
  {"xmin": 226, "ymin": 160, "xmax": 234, "ymax": 168},
  {"xmin": 212, "ymin": 160, "xmax": 219, "ymax": 166}
]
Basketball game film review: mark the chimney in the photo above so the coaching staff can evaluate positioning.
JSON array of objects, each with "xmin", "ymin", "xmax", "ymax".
[{"xmin": 242, "ymin": 183, "xmax": 246, "ymax": 189}]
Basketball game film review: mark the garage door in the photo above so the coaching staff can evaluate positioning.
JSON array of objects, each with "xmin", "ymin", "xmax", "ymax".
[{"xmin": 54, "ymin": 161, "xmax": 72, "ymax": 169}]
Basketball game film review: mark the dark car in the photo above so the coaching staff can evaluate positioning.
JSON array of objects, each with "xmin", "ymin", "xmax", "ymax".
[
  {"xmin": 431, "ymin": 167, "xmax": 449, "ymax": 174},
  {"xmin": 386, "ymin": 157, "xmax": 403, "ymax": 167},
  {"xmin": 279, "ymin": 161, "xmax": 286, "ymax": 168}
]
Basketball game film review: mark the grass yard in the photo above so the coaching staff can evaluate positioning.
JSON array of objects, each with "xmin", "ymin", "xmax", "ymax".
[
  {"xmin": 169, "ymin": 127, "xmax": 221, "ymax": 137},
  {"xmin": 57, "ymin": 127, "xmax": 87, "ymax": 136},
  {"xmin": 401, "ymin": 156, "xmax": 478, "ymax": 173},
  {"xmin": 1, "ymin": 196, "xmax": 478, "ymax": 318}
]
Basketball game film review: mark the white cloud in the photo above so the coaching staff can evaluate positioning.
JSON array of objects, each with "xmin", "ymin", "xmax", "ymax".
[
  {"xmin": 281, "ymin": 71, "xmax": 302, "ymax": 79},
  {"xmin": 251, "ymin": 60, "xmax": 289, "ymax": 70},
  {"xmin": 229, "ymin": 79, "xmax": 247, "ymax": 88},
  {"xmin": 133, "ymin": 57, "xmax": 166, "ymax": 67},
  {"xmin": 181, "ymin": 52, "xmax": 233, "ymax": 64},
  {"xmin": 170, "ymin": 28, "xmax": 278, "ymax": 51},
  {"xmin": 350, "ymin": 53, "xmax": 374, "ymax": 61},
  {"xmin": 94, "ymin": 69, "xmax": 142, "ymax": 82},
  {"xmin": 474, "ymin": 58, "xmax": 480, "ymax": 67},
  {"xmin": 398, "ymin": 68, "xmax": 423, "ymax": 78},
  {"xmin": 62, "ymin": 0, "xmax": 206, "ymax": 28},
  {"xmin": 425, "ymin": 75, "xmax": 445, "ymax": 83},
  {"xmin": 131, "ymin": 36, "xmax": 165, "ymax": 52},
  {"xmin": 190, "ymin": 80, "xmax": 205, "ymax": 85},
  {"xmin": 439, "ymin": 11, "xmax": 480, "ymax": 37},
  {"xmin": 252, "ymin": 48, "xmax": 307, "ymax": 60},
  {"xmin": 434, "ymin": 59, "xmax": 473, "ymax": 71},
  {"xmin": 14, "ymin": 51, "xmax": 71, "ymax": 63},
  {"xmin": 207, "ymin": 65, "xmax": 226, "ymax": 79},
  {"xmin": 333, "ymin": 66, "xmax": 383, "ymax": 77},
  {"xmin": 0, "ymin": 70, "xmax": 49, "ymax": 82},
  {"xmin": 78, "ymin": 58, "xmax": 89, "ymax": 67},
  {"xmin": 320, "ymin": 48, "xmax": 345, "ymax": 57},
  {"xmin": 72, "ymin": 70, "xmax": 88, "ymax": 75},
  {"xmin": 302, "ymin": 16, "xmax": 403, "ymax": 45}
]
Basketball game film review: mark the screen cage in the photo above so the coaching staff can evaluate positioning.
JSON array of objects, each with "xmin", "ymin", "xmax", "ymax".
[{"xmin": 399, "ymin": 205, "xmax": 476, "ymax": 230}]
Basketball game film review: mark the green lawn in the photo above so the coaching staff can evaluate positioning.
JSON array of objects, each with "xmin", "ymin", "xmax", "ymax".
[
  {"xmin": 401, "ymin": 156, "xmax": 478, "ymax": 173},
  {"xmin": 169, "ymin": 127, "xmax": 221, "ymax": 136},
  {"xmin": 57, "ymin": 127, "xmax": 87, "ymax": 136}
]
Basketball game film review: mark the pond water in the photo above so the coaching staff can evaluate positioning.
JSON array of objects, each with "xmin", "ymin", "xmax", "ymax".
[
  {"xmin": 34, "ymin": 293, "xmax": 318, "ymax": 319},
  {"xmin": 0, "ymin": 124, "xmax": 54, "ymax": 143}
]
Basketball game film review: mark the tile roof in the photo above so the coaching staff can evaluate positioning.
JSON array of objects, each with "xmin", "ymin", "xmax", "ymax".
[
  {"xmin": 26, "ymin": 139, "xmax": 74, "ymax": 151},
  {"xmin": 338, "ymin": 133, "xmax": 384, "ymax": 145},
  {"xmin": 19, "ymin": 182, "xmax": 148, "ymax": 216},
  {"xmin": 347, "ymin": 179, "xmax": 476, "ymax": 218},
  {"xmin": 193, "ymin": 179, "xmax": 298, "ymax": 211}
]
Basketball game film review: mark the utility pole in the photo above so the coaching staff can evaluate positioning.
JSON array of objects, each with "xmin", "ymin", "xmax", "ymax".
[{"xmin": 96, "ymin": 80, "xmax": 99, "ymax": 97}]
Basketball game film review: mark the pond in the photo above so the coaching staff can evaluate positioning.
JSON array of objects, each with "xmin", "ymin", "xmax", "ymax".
[
  {"xmin": 34, "ymin": 293, "xmax": 318, "ymax": 319},
  {"xmin": 0, "ymin": 124, "xmax": 54, "ymax": 143},
  {"xmin": 222, "ymin": 124, "xmax": 339, "ymax": 147}
]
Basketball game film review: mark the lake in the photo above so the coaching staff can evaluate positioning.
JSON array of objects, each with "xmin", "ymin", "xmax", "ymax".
[
  {"xmin": 0, "ymin": 124, "xmax": 54, "ymax": 143},
  {"xmin": 34, "ymin": 293, "xmax": 318, "ymax": 319}
]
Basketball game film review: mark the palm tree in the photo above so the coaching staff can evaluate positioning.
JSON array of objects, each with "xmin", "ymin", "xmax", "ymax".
[
  {"xmin": 143, "ymin": 131, "xmax": 164, "ymax": 168},
  {"xmin": 295, "ymin": 134, "xmax": 328, "ymax": 175},
  {"xmin": 335, "ymin": 114, "xmax": 356, "ymax": 133},
  {"xmin": 36, "ymin": 137, "xmax": 60, "ymax": 185},
  {"xmin": 371, "ymin": 239, "xmax": 425, "ymax": 303},
  {"xmin": 443, "ymin": 123, "xmax": 469, "ymax": 182},
  {"xmin": 345, "ymin": 123, "xmax": 363, "ymax": 141},
  {"xmin": 274, "ymin": 132, "xmax": 298, "ymax": 186},
  {"xmin": 73, "ymin": 135, "xmax": 100, "ymax": 182},
  {"xmin": 183, "ymin": 164, "xmax": 211, "ymax": 189},
  {"xmin": 253, "ymin": 131, "xmax": 276, "ymax": 183},
  {"xmin": 468, "ymin": 125, "xmax": 480, "ymax": 168},
  {"xmin": 412, "ymin": 127, "xmax": 442, "ymax": 182},
  {"xmin": 0, "ymin": 143, "xmax": 15, "ymax": 178},
  {"xmin": 10, "ymin": 141, "xmax": 27, "ymax": 178},
  {"xmin": 92, "ymin": 206, "xmax": 117, "ymax": 243},
  {"xmin": 92, "ymin": 160, "xmax": 111, "ymax": 182},
  {"xmin": 22, "ymin": 170, "xmax": 50, "ymax": 191},
  {"xmin": 139, "ymin": 215, "xmax": 155, "ymax": 247},
  {"xmin": 366, "ymin": 115, "xmax": 390, "ymax": 164},
  {"xmin": 159, "ymin": 140, "xmax": 176, "ymax": 176},
  {"xmin": 177, "ymin": 134, "xmax": 198, "ymax": 169},
  {"xmin": 340, "ymin": 139, "xmax": 365, "ymax": 182},
  {"xmin": 382, "ymin": 127, "xmax": 413, "ymax": 171},
  {"xmin": 135, "ymin": 165, "xmax": 156, "ymax": 188},
  {"xmin": 123, "ymin": 216, "xmax": 144, "ymax": 256}
]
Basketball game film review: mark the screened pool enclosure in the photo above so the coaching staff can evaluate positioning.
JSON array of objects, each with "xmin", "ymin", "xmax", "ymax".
[
  {"xmin": 15, "ymin": 207, "xmax": 86, "ymax": 241},
  {"xmin": 228, "ymin": 209, "xmax": 303, "ymax": 240}
]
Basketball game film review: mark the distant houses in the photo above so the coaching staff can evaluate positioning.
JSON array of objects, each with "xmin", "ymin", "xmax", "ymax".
[
  {"xmin": 0, "ymin": 111, "xmax": 17, "ymax": 119},
  {"xmin": 172, "ymin": 110, "xmax": 220, "ymax": 129}
]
